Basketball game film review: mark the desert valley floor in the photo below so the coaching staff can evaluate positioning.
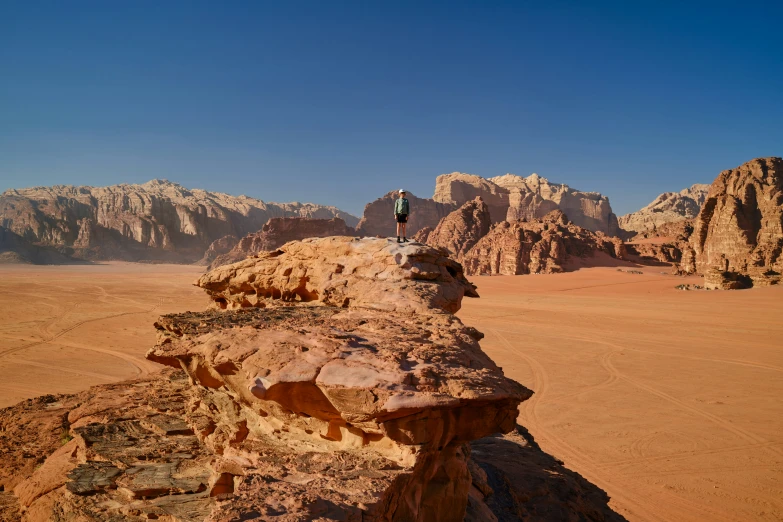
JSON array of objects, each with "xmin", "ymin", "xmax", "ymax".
[{"xmin": 0, "ymin": 263, "xmax": 781, "ymax": 521}]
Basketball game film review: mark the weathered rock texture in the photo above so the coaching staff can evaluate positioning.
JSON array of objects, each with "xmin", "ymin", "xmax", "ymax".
[
  {"xmin": 490, "ymin": 173, "xmax": 621, "ymax": 236},
  {"xmin": 433, "ymin": 174, "xmax": 510, "ymax": 223},
  {"xmin": 680, "ymin": 157, "xmax": 783, "ymax": 287},
  {"xmin": 355, "ymin": 191, "xmax": 457, "ymax": 238},
  {"xmin": 207, "ymin": 217, "xmax": 355, "ymax": 269},
  {"xmin": 0, "ymin": 236, "xmax": 627, "ymax": 521},
  {"xmin": 0, "ymin": 226, "xmax": 84, "ymax": 265},
  {"xmin": 461, "ymin": 211, "xmax": 626, "ymax": 276},
  {"xmin": 0, "ymin": 179, "xmax": 358, "ymax": 263},
  {"xmin": 425, "ymin": 197, "xmax": 492, "ymax": 262},
  {"xmin": 619, "ymin": 184, "xmax": 710, "ymax": 234},
  {"xmin": 198, "ymin": 237, "xmax": 478, "ymax": 314}
]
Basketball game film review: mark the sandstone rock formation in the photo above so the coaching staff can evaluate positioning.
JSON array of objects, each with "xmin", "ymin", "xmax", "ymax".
[
  {"xmin": 491, "ymin": 173, "xmax": 621, "ymax": 236},
  {"xmin": 0, "ymin": 236, "xmax": 626, "ymax": 521},
  {"xmin": 433, "ymin": 174, "xmax": 510, "ymax": 223},
  {"xmin": 0, "ymin": 226, "xmax": 83, "ymax": 264},
  {"xmin": 207, "ymin": 217, "xmax": 355, "ymax": 269},
  {"xmin": 461, "ymin": 211, "xmax": 626, "ymax": 276},
  {"xmin": 0, "ymin": 180, "xmax": 359, "ymax": 263},
  {"xmin": 358, "ymin": 173, "xmax": 622, "ymax": 240},
  {"xmin": 424, "ymin": 197, "xmax": 492, "ymax": 262},
  {"xmin": 619, "ymin": 184, "xmax": 710, "ymax": 234},
  {"xmin": 355, "ymin": 191, "xmax": 457, "ymax": 238},
  {"xmin": 680, "ymin": 157, "xmax": 783, "ymax": 287},
  {"xmin": 198, "ymin": 236, "xmax": 478, "ymax": 314},
  {"xmin": 198, "ymin": 234, "xmax": 239, "ymax": 266}
]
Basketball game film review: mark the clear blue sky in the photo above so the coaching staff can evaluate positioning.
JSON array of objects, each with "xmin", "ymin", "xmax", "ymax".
[{"xmin": 1, "ymin": 1, "xmax": 781, "ymax": 216}]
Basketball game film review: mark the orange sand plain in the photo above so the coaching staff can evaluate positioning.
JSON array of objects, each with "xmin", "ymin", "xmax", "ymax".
[
  {"xmin": 0, "ymin": 262, "xmax": 208, "ymax": 408},
  {"xmin": 460, "ymin": 267, "xmax": 783, "ymax": 522},
  {"xmin": 0, "ymin": 263, "xmax": 781, "ymax": 521}
]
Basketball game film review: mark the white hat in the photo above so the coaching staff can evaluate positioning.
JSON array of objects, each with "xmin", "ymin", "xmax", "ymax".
[{"xmin": 399, "ymin": 189, "xmax": 406, "ymax": 193}]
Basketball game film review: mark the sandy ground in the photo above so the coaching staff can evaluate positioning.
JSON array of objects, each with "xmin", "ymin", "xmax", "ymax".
[
  {"xmin": 1, "ymin": 263, "xmax": 781, "ymax": 521},
  {"xmin": 459, "ymin": 267, "xmax": 783, "ymax": 522},
  {"xmin": 0, "ymin": 262, "xmax": 208, "ymax": 408}
]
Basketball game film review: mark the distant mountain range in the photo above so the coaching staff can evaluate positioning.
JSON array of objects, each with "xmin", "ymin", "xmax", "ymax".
[{"xmin": 0, "ymin": 179, "xmax": 358, "ymax": 263}]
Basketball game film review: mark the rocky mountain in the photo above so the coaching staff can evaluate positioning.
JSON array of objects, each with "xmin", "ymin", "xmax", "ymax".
[
  {"xmin": 0, "ymin": 179, "xmax": 359, "ymax": 263},
  {"xmin": 680, "ymin": 157, "xmax": 782, "ymax": 287},
  {"xmin": 197, "ymin": 234, "xmax": 239, "ymax": 266},
  {"xmin": 357, "ymin": 171, "xmax": 621, "ymax": 239},
  {"xmin": 0, "ymin": 226, "xmax": 83, "ymax": 265},
  {"xmin": 0, "ymin": 237, "xmax": 624, "ymax": 520},
  {"xmin": 490, "ymin": 173, "xmax": 621, "ymax": 235},
  {"xmin": 461, "ymin": 210, "xmax": 626, "ymax": 276},
  {"xmin": 207, "ymin": 217, "xmax": 355, "ymax": 269},
  {"xmin": 424, "ymin": 197, "xmax": 492, "ymax": 262},
  {"xmin": 619, "ymin": 184, "xmax": 710, "ymax": 234}
]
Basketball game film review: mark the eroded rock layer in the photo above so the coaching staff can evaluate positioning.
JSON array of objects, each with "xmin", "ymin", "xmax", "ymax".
[
  {"xmin": 424, "ymin": 197, "xmax": 492, "ymax": 262},
  {"xmin": 461, "ymin": 211, "xmax": 625, "ymax": 276},
  {"xmin": 619, "ymin": 184, "xmax": 710, "ymax": 234},
  {"xmin": 197, "ymin": 237, "xmax": 478, "ymax": 314},
  {"xmin": 207, "ymin": 217, "xmax": 355, "ymax": 269},
  {"xmin": 681, "ymin": 157, "xmax": 783, "ymax": 286},
  {"xmin": 0, "ymin": 180, "xmax": 358, "ymax": 263}
]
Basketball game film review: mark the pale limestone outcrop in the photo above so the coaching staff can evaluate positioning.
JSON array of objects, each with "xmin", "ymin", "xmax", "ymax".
[
  {"xmin": 425, "ymin": 197, "xmax": 492, "ymax": 262},
  {"xmin": 0, "ymin": 179, "xmax": 358, "ymax": 262},
  {"xmin": 680, "ymin": 157, "xmax": 783, "ymax": 287},
  {"xmin": 207, "ymin": 217, "xmax": 355, "ymax": 269},
  {"xmin": 619, "ymin": 184, "xmax": 709, "ymax": 234},
  {"xmin": 198, "ymin": 236, "xmax": 478, "ymax": 314}
]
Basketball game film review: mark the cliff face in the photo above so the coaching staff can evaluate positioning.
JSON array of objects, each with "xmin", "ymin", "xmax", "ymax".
[
  {"xmin": 680, "ymin": 157, "xmax": 783, "ymax": 287},
  {"xmin": 460, "ymin": 210, "xmax": 625, "ymax": 276},
  {"xmin": 619, "ymin": 184, "xmax": 710, "ymax": 234},
  {"xmin": 355, "ymin": 191, "xmax": 457, "ymax": 237},
  {"xmin": 0, "ymin": 180, "xmax": 358, "ymax": 263},
  {"xmin": 207, "ymin": 217, "xmax": 355, "ymax": 269},
  {"xmin": 0, "ymin": 226, "xmax": 84, "ymax": 265}
]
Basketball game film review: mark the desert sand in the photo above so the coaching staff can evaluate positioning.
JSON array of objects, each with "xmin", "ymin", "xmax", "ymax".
[
  {"xmin": 460, "ymin": 267, "xmax": 783, "ymax": 522},
  {"xmin": 0, "ymin": 262, "xmax": 781, "ymax": 521},
  {"xmin": 0, "ymin": 262, "xmax": 208, "ymax": 408}
]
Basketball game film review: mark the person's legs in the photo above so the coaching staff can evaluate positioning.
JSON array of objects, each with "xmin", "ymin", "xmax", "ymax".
[
  {"xmin": 396, "ymin": 220, "xmax": 401, "ymax": 240},
  {"xmin": 401, "ymin": 222, "xmax": 407, "ymax": 241}
]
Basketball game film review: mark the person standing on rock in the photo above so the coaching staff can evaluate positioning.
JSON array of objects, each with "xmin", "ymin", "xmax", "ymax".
[{"xmin": 394, "ymin": 189, "xmax": 410, "ymax": 243}]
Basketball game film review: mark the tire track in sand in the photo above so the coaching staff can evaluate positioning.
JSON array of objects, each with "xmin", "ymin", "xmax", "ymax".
[
  {"xmin": 0, "ymin": 298, "xmax": 164, "ymax": 378},
  {"xmin": 489, "ymin": 328, "xmax": 739, "ymax": 522}
]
